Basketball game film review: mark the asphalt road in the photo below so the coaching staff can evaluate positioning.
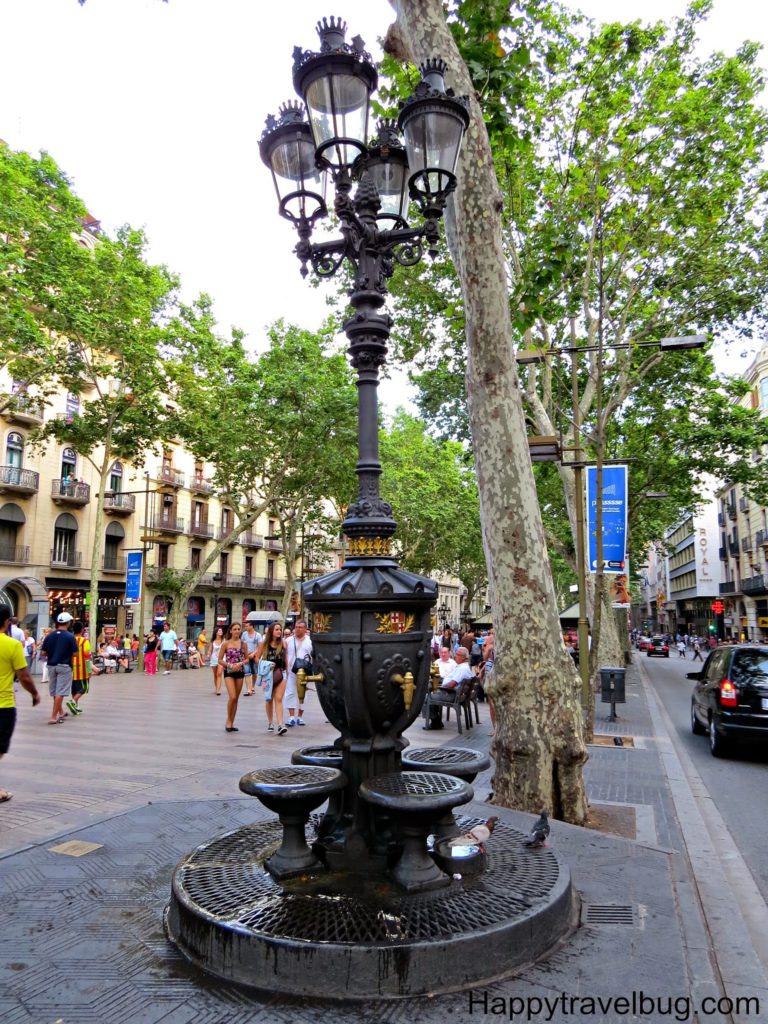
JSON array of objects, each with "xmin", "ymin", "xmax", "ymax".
[{"xmin": 641, "ymin": 647, "xmax": 768, "ymax": 904}]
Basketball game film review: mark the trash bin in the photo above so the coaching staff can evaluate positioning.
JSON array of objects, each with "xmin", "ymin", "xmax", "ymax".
[{"xmin": 599, "ymin": 667, "xmax": 626, "ymax": 704}]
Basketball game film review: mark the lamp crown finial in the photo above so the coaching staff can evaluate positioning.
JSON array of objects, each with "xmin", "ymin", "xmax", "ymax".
[
  {"xmin": 420, "ymin": 58, "xmax": 448, "ymax": 88},
  {"xmin": 316, "ymin": 15, "xmax": 348, "ymax": 50},
  {"xmin": 277, "ymin": 100, "xmax": 305, "ymax": 123}
]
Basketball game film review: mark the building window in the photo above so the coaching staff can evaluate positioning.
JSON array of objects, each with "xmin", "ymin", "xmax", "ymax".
[
  {"xmin": 760, "ymin": 378, "xmax": 768, "ymax": 410},
  {"xmin": 6, "ymin": 432, "xmax": 23, "ymax": 469},
  {"xmin": 245, "ymin": 556, "xmax": 253, "ymax": 581},
  {"xmin": 162, "ymin": 450, "xmax": 172, "ymax": 475},
  {"xmin": 267, "ymin": 558, "xmax": 275, "ymax": 582},
  {"xmin": 61, "ymin": 447, "xmax": 77, "ymax": 482},
  {"xmin": 64, "ymin": 393, "xmax": 79, "ymax": 423},
  {"xmin": 109, "ymin": 462, "xmax": 123, "ymax": 492},
  {"xmin": 193, "ymin": 501, "xmax": 204, "ymax": 527},
  {"xmin": 220, "ymin": 552, "xmax": 229, "ymax": 577},
  {"xmin": 190, "ymin": 548, "xmax": 201, "ymax": 570},
  {"xmin": 222, "ymin": 508, "xmax": 232, "ymax": 533},
  {"xmin": 194, "ymin": 461, "xmax": 204, "ymax": 485},
  {"xmin": 158, "ymin": 543, "xmax": 170, "ymax": 568}
]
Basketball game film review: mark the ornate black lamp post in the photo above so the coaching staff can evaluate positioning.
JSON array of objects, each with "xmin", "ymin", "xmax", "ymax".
[
  {"xmin": 166, "ymin": 20, "xmax": 575, "ymax": 998},
  {"xmin": 258, "ymin": 17, "xmax": 469, "ymax": 871}
]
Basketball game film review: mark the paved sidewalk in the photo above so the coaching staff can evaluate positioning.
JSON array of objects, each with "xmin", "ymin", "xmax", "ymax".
[{"xmin": 0, "ymin": 661, "xmax": 764, "ymax": 1022}]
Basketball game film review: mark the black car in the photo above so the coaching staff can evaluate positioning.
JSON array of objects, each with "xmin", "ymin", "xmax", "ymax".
[
  {"xmin": 689, "ymin": 644, "xmax": 768, "ymax": 756},
  {"xmin": 647, "ymin": 636, "xmax": 669, "ymax": 658}
]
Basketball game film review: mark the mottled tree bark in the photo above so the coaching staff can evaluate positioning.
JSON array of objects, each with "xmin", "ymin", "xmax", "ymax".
[{"xmin": 388, "ymin": 0, "xmax": 588, "ymax": 822}]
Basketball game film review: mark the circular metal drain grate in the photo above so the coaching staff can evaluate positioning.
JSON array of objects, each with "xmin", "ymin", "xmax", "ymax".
[
  {"xmin": 405, "ymin": 747, "xmax": 482, "ymax": 765},
  {"xmin": 173, "ymin": 816, "xmax": 559, "ymax": 944}
]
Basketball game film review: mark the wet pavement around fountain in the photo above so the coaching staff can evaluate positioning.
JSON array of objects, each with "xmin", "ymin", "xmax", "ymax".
[{"xmin": 1, "ymin": 660, "xmax": 764, "ymax": 1022}]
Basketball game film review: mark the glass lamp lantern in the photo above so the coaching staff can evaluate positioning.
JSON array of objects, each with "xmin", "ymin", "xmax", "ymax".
[
  {"xmin": 355, "ymin": 120, "xmax": 410, "ymax": 226},
  {"xmin": 259, "ymin": 101, "xmax": 327, "ymax": 226},
  {"xmin": 397, "ymin": 60, "xmax": 469, "ymax": 206},
  {"xmin": 292, "ymin": 17, "xmax": 378, "ymax": 171}
]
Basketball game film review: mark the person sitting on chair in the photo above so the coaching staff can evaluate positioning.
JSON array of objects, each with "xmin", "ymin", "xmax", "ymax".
[{"xmin": 425, "ymin": 646, "xmax": 474, "ymax": 730}]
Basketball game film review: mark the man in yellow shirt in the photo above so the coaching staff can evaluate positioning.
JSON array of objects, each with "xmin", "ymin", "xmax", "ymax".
[{"xmin": 0, "ymin": 603, "xmax": 40, "ymax": 803}]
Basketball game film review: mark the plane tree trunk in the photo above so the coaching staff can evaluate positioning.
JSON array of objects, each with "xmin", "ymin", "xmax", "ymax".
[{"xmin": 388, "ymin": 0, "xmax": 588, "ymax": 822}]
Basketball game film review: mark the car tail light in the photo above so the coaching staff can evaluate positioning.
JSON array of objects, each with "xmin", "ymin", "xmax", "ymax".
[
  {"xmin": 663, "ymin": 645, "xmax": 669, "ymax": 652},
  {"xmin": 719, "ymin": 680, "xmax": 738, "ymax": 707}
]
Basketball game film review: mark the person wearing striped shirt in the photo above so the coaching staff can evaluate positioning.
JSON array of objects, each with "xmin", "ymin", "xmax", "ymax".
[{"xmin": 66, "ymin": 620, "xmax": 92, "ymax": 716}]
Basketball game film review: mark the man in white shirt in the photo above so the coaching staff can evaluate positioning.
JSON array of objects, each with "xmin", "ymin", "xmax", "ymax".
[
  {"xmin": 425, "ymin": 647, "xmax": 474, "ymax": 730},
  {"xmin": 9, "ymin": 617, "xmax": 24, "ymax": 644},
  {"xmin": 159, "ymin": 622, "xmax": 178, "ymax": 675},
  {"xmin": 284, "ymin": 620, "xmax": 313, "ymax": 727}
]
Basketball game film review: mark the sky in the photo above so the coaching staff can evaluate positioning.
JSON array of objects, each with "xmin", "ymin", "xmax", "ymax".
[{"xmin": 2, "ymin": 0, "xmax": 767, "ymax": 383}]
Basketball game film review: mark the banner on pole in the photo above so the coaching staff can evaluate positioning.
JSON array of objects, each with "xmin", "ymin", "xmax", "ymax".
[
  {"xmin": 587, "ymin": 465, "xmax": 628, "ymax": 574},
  {"xmin": 124, "ymin": 550, "xmax": 144, "ymax": 604}
]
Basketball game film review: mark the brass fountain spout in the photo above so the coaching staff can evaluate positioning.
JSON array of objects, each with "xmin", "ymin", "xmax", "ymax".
[{"xmin": 296, "ymin": 668, "xmax": 325, "ymax": 704}]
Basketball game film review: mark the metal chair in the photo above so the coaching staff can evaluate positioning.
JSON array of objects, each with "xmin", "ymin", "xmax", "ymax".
[{"xmin": 423, "ymin": 683, "xmax": 464, "ymax": 733}]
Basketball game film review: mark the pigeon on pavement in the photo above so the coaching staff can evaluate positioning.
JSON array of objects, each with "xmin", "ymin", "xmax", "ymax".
[{"xmin": 524, "ymin": 810, "xmax": 550, "ymax": 847}]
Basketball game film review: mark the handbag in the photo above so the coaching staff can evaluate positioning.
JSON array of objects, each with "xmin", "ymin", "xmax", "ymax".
[{"xmin": 292, "ymin": 656, "xmax": 313, "ymax": 674}]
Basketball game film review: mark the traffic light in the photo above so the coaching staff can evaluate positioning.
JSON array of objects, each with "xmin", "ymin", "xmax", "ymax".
[{"xmin": 709, "ymin": 624, "xmax": 716, "ymax": 633}]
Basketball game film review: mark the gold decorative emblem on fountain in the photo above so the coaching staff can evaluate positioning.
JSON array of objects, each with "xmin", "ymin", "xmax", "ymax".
[
  {"xmin": 348, "ymin": 536, "xmax": 392, "ymax": 557},
  {"xmin": 374, "ymin": 611, "xmax": 415, "ymax": 634},
  {"xmin": 312, "ymin": 612, "xmax": 332, "ymax": 634}
]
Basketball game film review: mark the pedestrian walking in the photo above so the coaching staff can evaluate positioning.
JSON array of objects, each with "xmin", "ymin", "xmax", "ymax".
[
  {"xmin": 207, "ymin": 626, "xmax": 225, "ymax": 695},
  {"xmin": 22, "ymin": 629, "xmax": 36, "ymax": 674},
  {"xmin": 144, "ymin": 630, "xmax": 159, "ymax": 675},
  {"xmin": 0, "ymin": 603, "xmax": 40, "ymax": 803},
  {"xmin": 241, "ymin": 620, "xmax": 261, "ymax": 697},
  {"xmin": 692, "ymin": 638, "xmax": 704, "ymax": 662},
  {"xmin": 40, "ymin": 613, "xmax": 78, "ymax": 725},
  {"xmin": 284, "ymin": 620, "xmax": 313, "ymax": 726},
  {"xmin": 159, "ymin": 622, "xmax": 178, "ymax": 674},
  {"xmin": 67, "ymin": 620, "xmax": 92, "ymax": 716},
  {"xmin": 255, "ymin": 622, "xmax": 288, "ymax": 735},
  {"xmin": 219, "ymin": 623, "xmax": 248, "ymax": 733},
  {"xmin": 676, "ymin": 639, "xmax": 686, "ymax": 658}
]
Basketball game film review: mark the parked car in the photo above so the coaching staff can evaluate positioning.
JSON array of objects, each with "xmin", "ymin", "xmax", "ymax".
[
  {"xmin": 636, "ymin": 636, "xmax": 652, "ymax": 651},
  {"xmin": 647, "ymin": 637, "xmax": 669, "ymax": 658},
  {"xmin": 689, "ymin": 644, "xmax": 768, "ymax": 756}
]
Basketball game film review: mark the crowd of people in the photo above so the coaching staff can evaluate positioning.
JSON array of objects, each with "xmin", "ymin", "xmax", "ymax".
[
  {"xmin": 1, "ymin": 608, "xmax": 501, "ymax": 803},
  {"xmin": 426, "ymin": 626, "xmax": 496, "ymax": 733}
]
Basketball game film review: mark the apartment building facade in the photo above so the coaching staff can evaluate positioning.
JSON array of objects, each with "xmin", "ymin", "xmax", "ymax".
[
  {"xmin": 0, "ymin": 378, "xmax": 296, "ymax": 640},
  {"xmin": 715, "ymin": 345, "xmax": 768, "ymax": 640}
]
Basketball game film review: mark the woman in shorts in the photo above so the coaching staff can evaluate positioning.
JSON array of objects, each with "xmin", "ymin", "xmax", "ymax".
[
  {"xmin": 254, "ymin": 622, "xmax": 288, "ymax": 735},
  {"xmin": 220, "ymin": 624, "xmax": 248, "ymax": 732}
]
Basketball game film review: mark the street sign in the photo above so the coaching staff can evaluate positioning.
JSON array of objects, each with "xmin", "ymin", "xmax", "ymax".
[
  {"xmin": 125, "ymin": 551, "xmax": 144, "ymax": 604},
  {"xmin": 587, "ymin": 465, "xmax": 628, "ymax": 573}
]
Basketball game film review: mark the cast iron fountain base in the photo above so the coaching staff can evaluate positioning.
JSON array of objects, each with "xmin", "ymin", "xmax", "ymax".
[{"xmin": 164, "ymin": 808, "xmax": 576, "ymax": 1000}]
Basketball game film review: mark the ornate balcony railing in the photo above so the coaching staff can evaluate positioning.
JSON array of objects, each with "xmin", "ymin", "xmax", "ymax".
[
  {"xmin": 50, "ymin": 549, "xmax": 82, "ymax": 568},
  {"xmin": 189, "ymin": 521, "xmax": 214, "ymax": 539},
  {"xmin": 148, "ymin": 513, "xmax": 185, "ymax": 534},
  {"xmin": 0, "ymin": 466, "xmax": 39, "ymax": 494},
  {"xmin": 103, "ymin": 492, "xmax": 136, "ymax": 514},
  {"xmin": 51, "ymin": 479, "xmax": 90, "ymax": 506},
  {"xmin": 102, "ymin": 554, "xmax": 127, "ymax": 573},
  {"xmin": 156, "ymin": 467, "xmax": 185, "ymax": 489},
  {"xmin": 0, "ymin": 545, "xmax": 29, "ymax": 564}
]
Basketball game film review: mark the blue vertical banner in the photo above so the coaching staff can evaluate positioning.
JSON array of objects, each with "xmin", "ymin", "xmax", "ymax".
[
  {"xmin": 124, "ymin": 550, "xmax": 144, "ymax": 604},
  {"xmin": 587, "ymin": 465, "xmax": 628, "ymax": 573}
]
